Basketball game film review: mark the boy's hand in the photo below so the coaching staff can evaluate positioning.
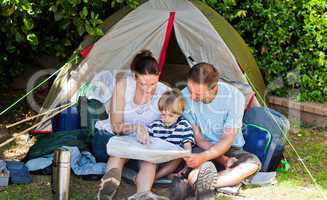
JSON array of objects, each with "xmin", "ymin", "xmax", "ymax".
[{"xmin": 136, "ymin": 125, "xmax": 150, "ymax": 144}]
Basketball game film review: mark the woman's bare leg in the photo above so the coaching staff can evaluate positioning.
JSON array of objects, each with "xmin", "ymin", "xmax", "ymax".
[
  {"xmin": 98, "ymin": 157, "xmax": 128, "ymax": 200},
  {"xmin": 135, "ymin": 161, "xmax": 157, "ymax": 193},
  {"xmin": 106, "ymin": 156, "xmax": 128, "ymax": 172}
]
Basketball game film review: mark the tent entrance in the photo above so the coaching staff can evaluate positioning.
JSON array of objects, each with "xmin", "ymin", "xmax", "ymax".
[{"xmin": 160, "ymin": 29, "xmax": 190, "ymax": 90}]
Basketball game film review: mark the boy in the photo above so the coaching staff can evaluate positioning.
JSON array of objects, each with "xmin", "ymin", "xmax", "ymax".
[
  {"xmin": 148, "ymin": 89, "xmax": 236, "ymax": 180},
  {"xmin": 147, "ymin": 89, "xmax": 195, "ymax": 179}
]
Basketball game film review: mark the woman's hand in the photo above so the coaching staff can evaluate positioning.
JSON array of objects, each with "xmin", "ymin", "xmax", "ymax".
[{"xmin": 136, "ymin": 125, "xmax": 150, "ymax": 144}]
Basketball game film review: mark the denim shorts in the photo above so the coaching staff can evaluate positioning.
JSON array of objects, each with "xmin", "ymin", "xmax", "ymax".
[
  {"xmin": 91, "ymin": 129, "xmax": 115, "ymax": 162},
  {"xmin": 193, "ymin": 146, "xmax": 262, "ymax": 172}
]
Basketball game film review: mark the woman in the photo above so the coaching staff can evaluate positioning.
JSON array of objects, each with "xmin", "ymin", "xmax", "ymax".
[{"xmin": 94, "ymin": 50, "xmax": 170, "ymax": 200}]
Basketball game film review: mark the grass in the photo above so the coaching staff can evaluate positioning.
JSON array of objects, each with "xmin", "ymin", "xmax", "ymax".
[{"xmin": 1, "ymin": 113, "xmax": 327, "ymax": 200}]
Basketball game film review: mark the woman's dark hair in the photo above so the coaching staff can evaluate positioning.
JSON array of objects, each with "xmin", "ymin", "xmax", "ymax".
[{"xmin": 130, "ymin": 50, "xmax": 160, "ymax": 75}]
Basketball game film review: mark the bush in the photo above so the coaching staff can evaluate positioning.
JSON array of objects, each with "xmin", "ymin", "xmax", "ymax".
[
  {"xmin": 205, "ymin": 0, "xmax": 327, "ymax": 102},
  {"xmin": 0, "ymin": 0, "xmax": 138, "ymax": 88}
]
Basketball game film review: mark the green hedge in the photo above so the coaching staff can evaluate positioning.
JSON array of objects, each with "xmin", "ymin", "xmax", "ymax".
[
  {"xmin": 1, "ymin": 0, "xmax": 326, "ymax": 102},
  {"xmin": 0, "ymin": 0, "xmax": 137, "ymax": 88},
  {"xmin": 205, "ymin": 0, "xmax": 326, "ymax": 102}
]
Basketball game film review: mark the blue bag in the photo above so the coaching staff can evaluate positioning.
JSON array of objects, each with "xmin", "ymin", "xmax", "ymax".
[{"xmin": 243, "ymin": 107, "xmax": 290, "ymax": 172}]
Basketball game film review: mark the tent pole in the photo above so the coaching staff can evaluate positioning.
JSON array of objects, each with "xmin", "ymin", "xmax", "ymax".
[
  {"xmin": 0, "ymin": 102, "xmax": 75, "ymax": 148},
  {"xmin": 6, "ymin": 102, "xmax": 72, "ymax": 129}
]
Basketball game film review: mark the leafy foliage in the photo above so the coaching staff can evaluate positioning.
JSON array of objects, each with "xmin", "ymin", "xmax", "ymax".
[
  {"xmin": 1, "ymin": 0, "xmax": 326, "ymax": 102},
  {"xmin": 204, "ymin": 0, "xmax": 327, "ymax": 102},
  {"xmin": 0, "ymin": 0, "xmax": 138, "ymax": 88}
]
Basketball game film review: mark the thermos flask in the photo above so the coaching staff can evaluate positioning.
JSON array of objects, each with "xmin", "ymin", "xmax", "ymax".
[{"xmin": 52, "ymin": 147, "xmax": 71, "ymax": 200}]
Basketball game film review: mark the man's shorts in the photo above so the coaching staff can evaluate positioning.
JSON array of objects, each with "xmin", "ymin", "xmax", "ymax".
[{"xmin": 193, "ymin": 146, "xmax": 262, "ymax": 172}]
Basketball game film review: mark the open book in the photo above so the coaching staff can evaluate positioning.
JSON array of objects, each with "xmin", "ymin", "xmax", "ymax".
[{"xmin": 107, "ymin": 135, "xmax": 191, "ymax": 164}]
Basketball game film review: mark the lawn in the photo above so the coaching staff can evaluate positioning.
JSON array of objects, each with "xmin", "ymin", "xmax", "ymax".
[
  {"xmin": 0, "ymin": 90, "xmax": 326, "ymax": 200},
  {"xmin": 1, "ymin": 125, "xmax": 326, "ymax": 200}
]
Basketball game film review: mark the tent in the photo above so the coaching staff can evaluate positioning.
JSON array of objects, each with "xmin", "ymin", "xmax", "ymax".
[{"xmin": 39, "ymin": 0, "xmax": 266, "ymax": 129}]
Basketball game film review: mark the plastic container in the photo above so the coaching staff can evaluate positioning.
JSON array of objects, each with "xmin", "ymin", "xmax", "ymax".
[
  {"xmin": 6, "ymin": 161, "xmax": 32, "ymax": 184},
  {"xmin": 0, "ymin": 170, "xmax": 10, "ymax": 186},
  {"xmin": 51, "ymin": 104, "xmax": 81, "ymax": 132}
]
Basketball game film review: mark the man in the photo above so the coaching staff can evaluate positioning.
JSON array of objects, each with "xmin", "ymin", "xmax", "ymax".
[{"xmin": 178, "ymin": 62, "xmax": 261, "ymax": 199}]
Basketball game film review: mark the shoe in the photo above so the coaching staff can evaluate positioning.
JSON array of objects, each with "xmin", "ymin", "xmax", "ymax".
[
  {"xmin": 195, "ymin": 161, "xmax": 217, "ymax": 200},
  {"xmin": 216, "ymin": 184, "xmax": 241, "ymax": 195},
  {"xmin": 97, "ymin": 168, "xmax": 121, "ymax": 200},
  {"xmin": 170, "ymin": 176, "xmax": 193, "ymax": 200}
]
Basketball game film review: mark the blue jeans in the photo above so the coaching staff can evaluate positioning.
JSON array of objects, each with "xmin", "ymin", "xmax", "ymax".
[{"xmin": 91, "ymin": 129, "xmax": 115, "ymax": 162}]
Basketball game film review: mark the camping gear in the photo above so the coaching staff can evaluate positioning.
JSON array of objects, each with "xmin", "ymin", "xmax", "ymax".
[
  {"xmin": 51, "ymin": 103, "xmax": 81, "ymax": 132},
  {"xmin": 52, "ymin": 147, "xmax": 71, "ymax": 200},
  {"xmin": 6, "ymin": 161, "xmax": 32, "ymax": 184},
  {"xmin": 0, "ymin": 170, "xmax": 10, "ymax": 187},
  {"xmin": 25, "ymin": 154, "xmax": 53, "ymax": 172},
  {"xmin": 38, "ymin": 0, "xmax": 267, "ymax": 131},
  {"xmin": 91, "ymin": 129, "xmax": 115, "ymax": 162},
  {"xmin": 107, "ymin": 135, "xmax": 191, "ymax": 164},
  {"xmin": 26, "ymin": 146, "xmax": 106, "ymax": 176},
  {"xmin": 0, "ymin": 160, "xmax": 9, "ymax": 187},
  {"xmin": 25, "ymin": 97, "xmax": 107, "ymax": 160},
  {"xmin": 26, "ymin": 129, "xmax": 90, "ymax": 159},
  {"xmin": 242, "ymin": 172, "xmax": 277, "ymax": 186},
  {"xmin": 5, "ymin": 103, "xmax": 72, "ymax": 129},
  {"xmin": 243, "ymin": 107, "xmax": 290, "ymax": 172},
  {"xmin": 0, "ymin": 103, "xmax": 74, "ymax": 148}
]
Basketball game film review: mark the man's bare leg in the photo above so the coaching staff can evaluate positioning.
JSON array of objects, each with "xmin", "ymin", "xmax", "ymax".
[{"xmin": 188, "ymin": 161, "xmax": 259, "ymax": 188}]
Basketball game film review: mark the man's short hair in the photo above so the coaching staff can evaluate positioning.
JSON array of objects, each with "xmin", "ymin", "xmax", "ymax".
[{"xmin": 188, "ymin": 62, "xmax": 219, "ymax": 88}]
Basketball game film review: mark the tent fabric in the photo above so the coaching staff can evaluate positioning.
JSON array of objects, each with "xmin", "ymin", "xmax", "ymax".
[
  {"xmin": 39, "ymin": 0, "xmax": 266, "ymax": 129},
  {"xmin": 191, "ymin": 0, "xmax": 266, "ymax": 99}
]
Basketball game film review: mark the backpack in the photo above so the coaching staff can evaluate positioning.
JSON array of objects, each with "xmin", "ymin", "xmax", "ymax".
[{"xmin": 242, "ymin": 107, "xmax": 290, "ymax": 172}]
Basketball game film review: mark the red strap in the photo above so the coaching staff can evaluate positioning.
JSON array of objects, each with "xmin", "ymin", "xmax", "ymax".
[
  {"xmin": 30, "ymin": 130, "xmax": 52, "ymax": 135},
  {"xmin": 245, "ymin": 93, "xmax": 255, "ymax": 113},
  {"xmin": 80, "ymin": 44, "xmax": 94, "ymax": 59},
  {"xmin": 159, "ymin": 12, "xmax": 176, "ymax": 72}
]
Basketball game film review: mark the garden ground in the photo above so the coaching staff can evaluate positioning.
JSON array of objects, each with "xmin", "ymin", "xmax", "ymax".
[{"xmin": 0, "ymin": 91, "xmax": 326, "ymax": 200}]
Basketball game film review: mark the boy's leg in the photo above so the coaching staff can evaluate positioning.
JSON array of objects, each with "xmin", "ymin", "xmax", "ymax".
[
  {"xmin": 135, "ymin": 161, "xmax": 157, "ymax": 193},
  {"xmin": 98, "ymin": 157, "xmax": 127, "ymax": 200},
  {"xmin": 155, "ymin": 159, "xmax": 182, "ymax": 180}
]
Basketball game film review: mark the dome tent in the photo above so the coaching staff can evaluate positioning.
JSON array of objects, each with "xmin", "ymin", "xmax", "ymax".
[{"xmin": 40, "ymin": 0, "xmax": 266, "ymax": 128}]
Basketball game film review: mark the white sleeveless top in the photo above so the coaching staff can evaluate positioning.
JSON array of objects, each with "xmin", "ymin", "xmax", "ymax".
[{"xmin": 95, "ymin": 75, "xmax": 170, "ymax": 133}]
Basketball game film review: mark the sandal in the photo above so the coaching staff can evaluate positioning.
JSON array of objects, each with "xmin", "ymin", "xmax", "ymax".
[{"xmin": 97, "ymin": 168, "xmax": 121, "ymax": 200}]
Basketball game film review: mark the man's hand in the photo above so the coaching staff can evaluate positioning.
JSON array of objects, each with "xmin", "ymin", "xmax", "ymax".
[
  {"xmin": 184, "ymin": 153, "xmax": 207, "ymax": 168},
  {"xmin": 136, "ymin": 125, "xmax": 150, "ymax": 144}
]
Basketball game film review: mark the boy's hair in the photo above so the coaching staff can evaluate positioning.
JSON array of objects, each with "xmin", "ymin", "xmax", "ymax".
[
  {"xmin": 188, "ymin": 62, "xmax": 219, "ymax": 89},
  {"xmin": 158, "ymin": 89, "xmax": 185, "ymax": 115}
]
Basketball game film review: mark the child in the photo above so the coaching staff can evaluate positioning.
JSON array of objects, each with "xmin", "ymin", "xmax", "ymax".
[
  {"xmin": 147, "ymin": 89, "xmax": 195, "ymax": 180},
  {"xmin": 148, "ymin": 89, "xmax": 236, "ymax": 180}
]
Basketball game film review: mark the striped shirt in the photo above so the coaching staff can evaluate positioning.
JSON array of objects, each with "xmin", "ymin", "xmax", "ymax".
[{"xmin": 147, "ymin": 117, "xmax": 195, "ymax": 148}]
